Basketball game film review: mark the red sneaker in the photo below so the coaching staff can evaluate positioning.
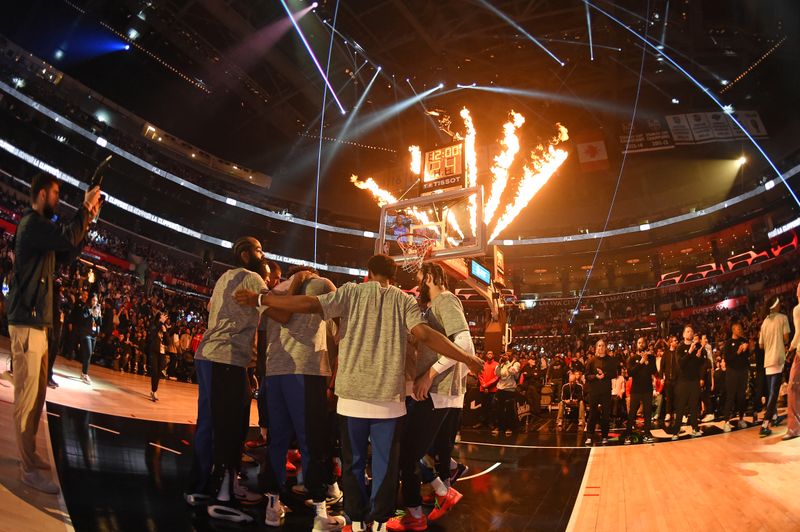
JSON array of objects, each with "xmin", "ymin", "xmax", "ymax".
[
  {"xmin": 427, "ymin": 487, "xmax": 462, "ymax": 521},
  {"xmin": 244, "ymin": 437, "xmax": 266, "ymax": 450},
  {"xmin": 386, "ymin": 513, "xmax": 427, "ymax": 531},
  {"xmin": 286, "ymin": 460, "xmax": 297, "ymax": 475},
  {"xmin": 287, "ymin": 449, "xmax": 302, "ymax": 464}
]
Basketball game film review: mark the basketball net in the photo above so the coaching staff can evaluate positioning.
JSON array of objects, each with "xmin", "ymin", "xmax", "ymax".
[{"xmin": 397, "ymin": 234, "xmax": 436, "ymax": 274}]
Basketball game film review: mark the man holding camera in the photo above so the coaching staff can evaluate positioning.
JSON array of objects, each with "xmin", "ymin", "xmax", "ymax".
[
  {"xmin": 670, "ymin": 326, "xmax": 705, "ymax": 439},
  {"xmin": 7, "ymin": 174, "xmax": 101, "ymax": 493},
  {"xmin": 624, "ymin": 337, "xmax": 657, "ymax": 444}
]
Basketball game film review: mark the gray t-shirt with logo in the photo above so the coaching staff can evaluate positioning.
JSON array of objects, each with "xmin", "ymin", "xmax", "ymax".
[
  {"xmin": 195, "ymin": 268, "xmax": 266, "ymax": 368},
  {"xmin": 266, "ymin": 276, "xmax": 333, "ymax": 377},
  {"xmin": 317, "ymin": 281, "xmax": 426, "ymax": 403}
]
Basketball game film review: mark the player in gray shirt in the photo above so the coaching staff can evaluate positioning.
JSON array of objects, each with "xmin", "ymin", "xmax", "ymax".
[
  {"xmin": 188, "ymin": 236, "xmax": 268, "ymax": 525},
  {"xmin": 234, "ymin": 254, "xmax": 482, "ymax": 532}
]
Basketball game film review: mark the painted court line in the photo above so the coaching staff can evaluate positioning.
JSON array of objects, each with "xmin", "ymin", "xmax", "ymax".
[
  {"xmin": 47, "ymin": 411, "xmax": 61, "ymax": 418},
  {"xmin": 148, "ymin": 442, "xmax": 182, "ymax": 455},
  {"xmin": 460, "ymin": 462, "xmax": 502, "ymax": 480},
  {"xmin": 88, "ymin": 423, "xmax": 121, "ymax": 435},
  {"xmin": 566, "ymin": 448, "xmax": 595, "ymax": 532}
]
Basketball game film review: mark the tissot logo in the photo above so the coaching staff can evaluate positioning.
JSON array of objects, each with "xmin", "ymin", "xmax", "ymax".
[{"xmin": 422, "ymin": 176, "xmax": 463, "ymax": 191}]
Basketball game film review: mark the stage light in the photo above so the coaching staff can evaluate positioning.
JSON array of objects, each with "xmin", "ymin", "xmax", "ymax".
[
  {"xmin": 54, "ymin": 49, "xmax": 65, "ymax": 61},
  {"xmin": 737, "ymin": 156, "xmax": 747, "ymax": 166},
  {"xmin": 12, "ymin": 77, "xmax": 25, "ymax": 89},
  {"xmin": 639, "ymin": 223, "xmax": 650, "ymax": 232},
  {"xmin": 124, "ymin": 44, "xmax": 131, "ymax": 51},
  {"xmin": 95, "ymin": 110, "xmax": 109, "ymax": 124},
  {"xmin": 723, "ymin": 104, "xmax": 734, "ymax": 115},
  {"xmin": 312, "ymin": 2, "xmax": 318, "ymax": 7},
  {"xmin": 96, "ymin": 136, "xmax": 108, "ymax": 147},
  {"xmin": 127, "ymin": 28, "xmax": 140, "ymax": 41},
  {"xmin": 438, "ymin": 83, "xmax": 444, "ymax": 89},
  {"xmin": 721, "ymin": 79, "xmax": 729, "ymax": 86},
  {"xmin": 671, "ymin": 98, "xmax": 680, "ymax": 104}
]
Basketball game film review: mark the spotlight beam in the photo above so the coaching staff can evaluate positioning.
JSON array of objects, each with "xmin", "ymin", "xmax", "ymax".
[
  {"xmin": 587, "ymin": 0, "xmax": 800, "ymax": 209},
  {"xmin": 584, "ymin": 1, "xmax": 594, "ymax": 61},
  {"xmin": 461, "ymin": 84, "xmax": 649, "ymax": 118},
  {"xmin": 322, "ymin": 66, "xmax": 382, "ymax": 165},
  {"xmin": 338, "ymin": 84, "xmax": 442, "ymax": 141},
  {"xmin": 313, "ymin": 0, "xmax": 340, "ymax": 262},
  {"xmin": 279, "ymin": 0, "xmax": 347, "ymax": 115},
  {"xmin": 406, "ymin": 79, "xmax": 446, "ymax": 139},
  {"xmin": 659, "ymin": 0, "xmax": 670, "ymax": 47},
  {"xmin": 539, "ymin": 38, "xmax": 620, "ymax": 52},
  {"xmin": 474, "ymin": 0, "xmax": 564, "ymax": 66}
]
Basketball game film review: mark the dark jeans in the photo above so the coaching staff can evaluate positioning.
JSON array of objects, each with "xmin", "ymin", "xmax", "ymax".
[
  {"xmin": 399, "ymin": 398, "xmax": 451, "ymax": 508},
  {"xmin": 80, "ymin": 335, "xmax": 95, "ymax": 374},
  {"xmin": 586, "ymin": 392, "xmax": 611, "ymax": 438},
  {"xmin": 340, "ymin": 415, "xmax": 403, "ymax": 524},
  {"xmin": 149, "ymin": 350, "xmax": 162, "ymax": 393},
  {"xmin": 207, "ymin": 362, "xmax": 250, "ymax": 501},
  {"xmin": 47, "ymin": 327, "xmax": 58, "ymax": 382},
  {"xmin": 478, "ymin": 390, "xmax": 495, "ymax": 425},
  {"xmin": 494, "ymin": 389, "xmax": 518, "ymax": 431},
  {"xmin": 672, "ymin": 380, "xmax": 700, "ymax": 434},
  {"xmin": 626, "ymin": 392, "xmax": 653, "ymax": 437},
  {"xmin": 722, "ymin": 368, "xmax": 748, "ymax": 421},
  {"xmin": 764, "ymin": 373, "xmax": 782, "ymax": 425}
]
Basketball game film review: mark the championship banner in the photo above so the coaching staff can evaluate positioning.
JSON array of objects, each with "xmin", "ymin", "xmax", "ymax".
[
  {"xmin": 619, "ymin": 117, "xmax": 674, "ymax": 154},
  {"xmin": 421, "ymin": 142, "xmax": 465, "ymax": 195},
  {"xmin": 666, "ymin": 110, "xmax": 768, "ymax": 145}
]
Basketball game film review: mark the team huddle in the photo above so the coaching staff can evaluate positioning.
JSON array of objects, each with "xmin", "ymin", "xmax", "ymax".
[{"xmin": 185, "ymin": 236, "xmax": 483, "ymax": 532}]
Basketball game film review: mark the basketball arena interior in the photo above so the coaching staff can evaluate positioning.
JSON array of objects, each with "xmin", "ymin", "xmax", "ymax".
[{"xmin": 1, "ymin": 1, "xmax": 799, "ymax": 531}]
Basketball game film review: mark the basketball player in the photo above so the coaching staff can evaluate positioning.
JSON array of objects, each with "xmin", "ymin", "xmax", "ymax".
[
  {"xmin": 387, "ymin": 263, "xmax": 471, "ymax": 531},
  {"xmin": 188, "ymin": 237, "xmax": 268, "ymax": 524},
  {"xmin": 261, "ymin": 268, "xmax": 346, "ymax": 531},
  {"xmin": 234, "ymin": 254, "xmax": 483, "ymax": 532}
]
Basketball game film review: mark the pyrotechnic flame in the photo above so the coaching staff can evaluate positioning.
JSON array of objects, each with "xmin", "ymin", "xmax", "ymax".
[
  {"xmin": 460, "ymin": 108, "xmax": 479, "ymax": 238},
  {"xmin": 409, "ymin": 145, "xmax": 421, "ymax": 175},
  {"xmin": 350, "ymin": 175, "xmax": 397, "ymax": 207},
  {"xmin": 488, "ymin": 124, "xmax": 569, "ymax": 242},
  {"xmin": 484, "ymin": 111, "xmax": 525, "ymax": 226}
]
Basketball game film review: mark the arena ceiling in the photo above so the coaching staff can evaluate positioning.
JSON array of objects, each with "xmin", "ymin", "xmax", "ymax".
[{"xmin": 2, "ymin": 0, "xmax": 799, "ymax": 246}]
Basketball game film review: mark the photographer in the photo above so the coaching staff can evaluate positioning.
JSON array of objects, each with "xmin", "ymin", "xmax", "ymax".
[{"xmin": 7, "ymin": 173, "xmax": 100, "ymax": 493}]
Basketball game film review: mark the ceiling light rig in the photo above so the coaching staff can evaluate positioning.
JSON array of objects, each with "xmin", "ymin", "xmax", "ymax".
[{"xmin": 720, "ymin": 36, "xmax": 786, "ymax": 93}]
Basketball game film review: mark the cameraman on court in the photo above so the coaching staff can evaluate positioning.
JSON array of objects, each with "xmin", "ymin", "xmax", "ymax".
[{"xmin": 7, "ymin": 174, "xmax": 101, "ymax": 493}]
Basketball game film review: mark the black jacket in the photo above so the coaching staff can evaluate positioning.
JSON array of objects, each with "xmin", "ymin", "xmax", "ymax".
[
  {"xmin": 585, "ymin": 355, "xmax": 616, "ymax": 396},
  {"xmin": 7, "ymin": 207, "xmax": 91, "ymax": 328},
  {"xmin": 627, "ymin": 353, "xmax": 658, "ymax": 394}
]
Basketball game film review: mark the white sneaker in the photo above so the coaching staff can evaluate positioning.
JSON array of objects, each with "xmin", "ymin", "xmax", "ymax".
[
  {"xmin": 150, "ymin": 391, "xmax": 158, "ymax": 402},
  {"xmin": 20, "ymin": 468, "xmax": 59, "ymax": 494},
  {"xmin": 304, "ymin": 486, "xmax": 344, "ymax": 508},
  {"xmin": 723, "ymin": 422, "xmax": 732, "ymax": 433},
  {"xmin": 691, "ymin": 430, "xmax": 702, "ymax": 438},
  {"xmin": 81, "ymin": 374, "xmax": 91, "ymax": 385},
  {"xmin": 207, "ymin": 503, "xmax": 253, "ymax": 523},
  {"xmin": 738, "ymin": 419, "xmax": 748, "ymax": 430},
  {"xmin": 682, "ymin": 416, "xmax": 688, "ymax": 423},
  {"xmin": 183, "ymin": 492, "xmax": 210, "ymax": 506},
  {"xmin": 312, "ymin": 515, "xmax": 346, "ymax": 531},
  {"xmin": 265, "ymin": 498, "xmax": 287, "ymax": 527}
]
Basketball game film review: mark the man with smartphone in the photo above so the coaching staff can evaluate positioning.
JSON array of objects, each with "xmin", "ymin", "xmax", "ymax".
[{"xmin": 7, "ymin": 173, "xmax": 101, "ymax": 493}]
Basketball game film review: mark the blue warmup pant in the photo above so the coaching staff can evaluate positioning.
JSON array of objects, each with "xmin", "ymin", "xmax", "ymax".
[
  {"xmin": 187, "ymin": 358, "xmax": 213, "ymax": 494},
  {"xmin": 340, "ymin": 415, "xmax": 403, "ymax": 524},
  {"xmin": 265, "ymin": 374, "xmax": 329, "ymax": 502}
]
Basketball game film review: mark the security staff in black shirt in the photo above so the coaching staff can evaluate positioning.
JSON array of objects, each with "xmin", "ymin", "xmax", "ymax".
[
  {"xmin": 584, "ymin": 339, "xmax": 617, "ymax": 446},
  {"xmin": 625, "ymin": 337, "xmax": 658, "ymax": 443}
]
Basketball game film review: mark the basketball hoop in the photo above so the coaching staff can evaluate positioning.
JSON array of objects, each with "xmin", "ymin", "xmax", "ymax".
[{"xmin": 397, "ymin": 234, "xmax": 436, "ymax": 273}]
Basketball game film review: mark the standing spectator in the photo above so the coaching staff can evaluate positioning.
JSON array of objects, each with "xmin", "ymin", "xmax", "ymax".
[
  {"xmin": 670, "ymin": 327, "xmax": 704, "ymax": 440},
  {"xmin": 493, "ymin": 351, "xmax": 520, "ymax": 436},
  {"xmin": 721, "ymin": 323, "xmax": 749, "ymax": 432},
  {"xmin": 758, "ymin": 297, "xmax": 790, "ymax": 437},
  {"xmin": 584, "ymin": 339, "xmax": 615, "ymax": 446},
  {"xmin": 656, "ymin": 335, "xmax": 680, "ymax": 427},
  {"xmin": 625, "ymin": 337, "xmax": 657, "ymax": 444},
  {"xmin": 75, "ymin": 292, "xmax": 102, "ymax": 385},
  {"xmin": 7, "ymin": 173, "xmax": 100, "ymax": 493},
  {"xmin": 147, "ymin": 312, "xmax": 167, "ymax": 401},
  {"xmin": 474, "ymin": 351, "xmax": 498, "ymax": 429}
]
